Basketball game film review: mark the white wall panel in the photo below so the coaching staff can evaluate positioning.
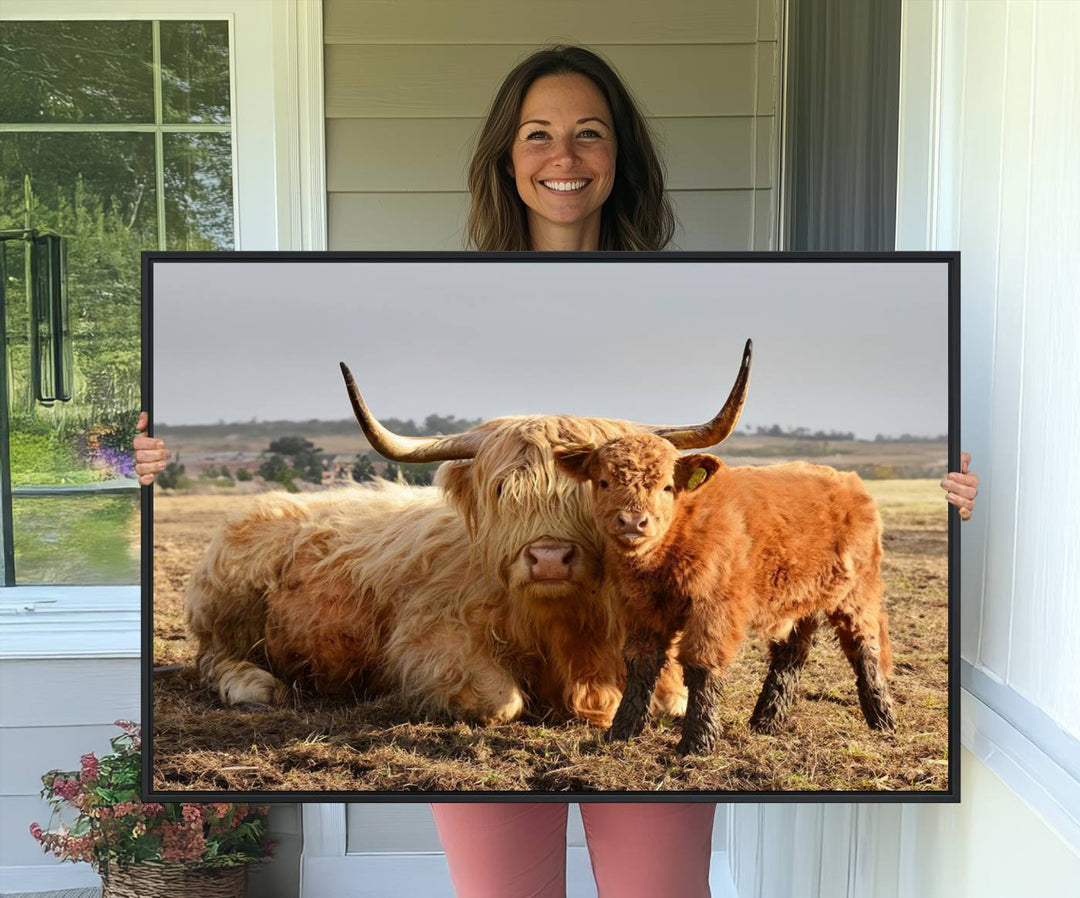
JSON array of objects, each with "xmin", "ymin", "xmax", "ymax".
[
  {"xmin": 1005, "ymin": 2, "xmax": 1080, "ymax": 730},
  {"xmin": 346, "ymin": 803, "xmax": 443, "ymax": 853},
  {"xmin": 0, "ymin": 660, "xmax": 140, "ymax": 727},
  {"xmin": 954, "ymin": 0, "xmax": 1010, "ymax": 675}
]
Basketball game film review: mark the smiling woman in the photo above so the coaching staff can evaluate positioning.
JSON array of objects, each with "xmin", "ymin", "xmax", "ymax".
[
  {"xmin": 465, "ymin": 45, "xmax": 674, "ymax": 252},
  {"xmin": 509, "ymin": 73, "xmax": 617, "ymax": 250}
]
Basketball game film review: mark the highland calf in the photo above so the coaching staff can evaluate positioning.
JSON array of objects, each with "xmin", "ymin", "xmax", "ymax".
[{"xmin": 555, "ymin": 433, "xmax": 895, "ymax": 755}]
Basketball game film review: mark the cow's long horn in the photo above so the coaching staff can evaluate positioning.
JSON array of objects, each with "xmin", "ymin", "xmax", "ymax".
[
  {"xmin": 644, "ymin": 338, "xmax": 753, "ymax": 449},
  {"xmin": 340, "ymin": 363, "xmax": 484, "ymax": 462}
]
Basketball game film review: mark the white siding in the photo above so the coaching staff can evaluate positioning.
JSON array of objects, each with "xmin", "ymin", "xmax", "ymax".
[
  {"xmin": 727, "ymin": 1, "xmax": 1080, "ymax": 895},
  {"xmin": 897, "ymin": 0, "xmax": 1080, "ymax": 737},
  {"xmin": 323, "ymin": 0, "xmax": 783, "ymax": 251}
]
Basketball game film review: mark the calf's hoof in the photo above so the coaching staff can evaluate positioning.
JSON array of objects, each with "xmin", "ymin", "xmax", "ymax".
[
  {"xmin": 866, "ymin": 703, "xmax": 897, "ymax": 732},
  {"xmin": 676, "ymin": 733, "xmax": 716, "ymax": 756},
  {"xmin": 605, "ymin": 719, "xmax": 644, "ymax": 742},
  {"xmin": 748, "ymin": 711, "xmax": 785, "ymax": 735}
]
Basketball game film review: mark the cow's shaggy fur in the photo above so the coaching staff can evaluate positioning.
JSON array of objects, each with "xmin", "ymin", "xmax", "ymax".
[
  {"xmin": 185, "ymin": 416, "xmax": 690, "ymax": 727},
  {"xmin": 556, "ymin": 433, "xmax": 895, "ymax": 755}
]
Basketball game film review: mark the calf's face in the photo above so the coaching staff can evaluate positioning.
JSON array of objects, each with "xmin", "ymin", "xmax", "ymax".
[{"xmin": 555, "ymin": 434, "xmax": 721, "ymax": 556}]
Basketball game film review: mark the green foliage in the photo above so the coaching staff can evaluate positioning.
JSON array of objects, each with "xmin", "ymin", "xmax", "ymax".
[
  {"xmin": 382, "ymin": 462, "xmax": 402, "ymax": 483},
  {"xmin": 13, "ymin": 494, "xmax": 139, "ymax": 585},
  {"xmin": 235, "ymin": 467, "xmax": 252, "ymax": 482},
  {"xmin": 263, "ymin": 436, "xmax": 323, "ymax": 485},
  {"xmin": 258, "ymin": 454, "xmax": 298, "ymax": 493},
  {"xmin": 267, "ymin": 435, "xmax": 319, "ymax": 456},
  {"xmin": 156, "ymin": 462, "xmax": 190, "ymax": 490},
  {"xmin": 400, "ymin": 461, "xmax": 440, "ymax": 486},
  {"xmin": 351, "ymin": 454, "xmax": 375, "ymax": 483},
  {"xmin": 31, "ymin": 721, "xmax": 273, "ymax": 873}
]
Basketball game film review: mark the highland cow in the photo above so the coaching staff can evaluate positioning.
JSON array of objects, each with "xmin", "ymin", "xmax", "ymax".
[
  {"xmin": 183, "ymin": 343, "xmax": 753, "ymax": 727},
  {"xmin": 555, "ymin": 432, "xmax": 895, "ymax": 755}
]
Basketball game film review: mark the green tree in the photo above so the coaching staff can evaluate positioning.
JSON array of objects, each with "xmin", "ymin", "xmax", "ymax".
[
  {"xmin": 352, "ymin": 454, "xmax": 375, "ymax": 483},
  {"xmin": 235, "ymin": 467, "xmax": 252, "ymax": 482},
  {"xmin": 156, "ymin": 462, "xmax": 188, "ymax": 490},
  {"xmin": 258, "ymin": 454, "xmax": 297, "ymax": 492}
]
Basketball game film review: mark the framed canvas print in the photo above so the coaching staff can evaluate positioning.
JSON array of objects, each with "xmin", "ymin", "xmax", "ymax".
[{"xmin": 143, "ymin": 252, "xmax": 958, "ymax": 802}]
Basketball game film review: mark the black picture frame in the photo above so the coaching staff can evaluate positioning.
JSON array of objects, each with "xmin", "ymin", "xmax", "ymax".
[{"xmin": 142, "ymin": 251, "xmax": 960, "ymax": 804}]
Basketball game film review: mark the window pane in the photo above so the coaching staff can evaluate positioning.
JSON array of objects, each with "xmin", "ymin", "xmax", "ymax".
[
  {"xmin": 160, "ymin": 21, "xmax": 232, "ymax": 124},
  {"xmin": 2, "ymin": 129, "xmax": 146, "ymax": 586},
  {"xmin": 0, "ymin": 22, "xmax": 154, "ymax": 124},
  {"xmin": 1, "ymin": 132, "xmax": 153, "ymax": 458},
  {"xmin": 12, "ymin": 494, "xmax": 140, "ymax": 585},
  {"xmin": 164, "ymin": 133, "xmax": 235, "ymax": 250}
]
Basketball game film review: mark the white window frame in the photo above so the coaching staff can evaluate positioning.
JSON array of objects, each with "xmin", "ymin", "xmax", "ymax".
[{"xmin": 0, "ymin": 0, "xmax": 326, "ymax": 659}]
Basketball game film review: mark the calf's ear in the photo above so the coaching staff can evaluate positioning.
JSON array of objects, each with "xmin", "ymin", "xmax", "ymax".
[
  {"xmin": 674, "ymin": 454, "xmax": 722, "ymax": 493},
  {"xmin": 553, "ymin": 446, "xmax": 597, "ymax": 482}
]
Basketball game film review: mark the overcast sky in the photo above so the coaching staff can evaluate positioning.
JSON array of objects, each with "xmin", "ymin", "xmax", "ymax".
[{"xmin": 151, "ymin": 259, "xmax": 949, "ymax": 439}]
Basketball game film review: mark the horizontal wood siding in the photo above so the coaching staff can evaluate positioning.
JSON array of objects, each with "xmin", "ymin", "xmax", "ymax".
[
  {"xmin": 324, "ymin": 0, "xmax": 781, "ymax": 252},
  {"xmin": 324, "ymin": 0, "xmax": 760, "ymax": 45},
  {"xmin": 326, "ymin": 116, "xmax": 771, "ymax": 192},
  {"xmin": 326, "ymin": 45, "xmax": 761, "ymax": 119}
]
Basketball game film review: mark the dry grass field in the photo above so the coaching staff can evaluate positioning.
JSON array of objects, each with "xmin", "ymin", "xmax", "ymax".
[{"xmin": 150, "ymin": 478, "xmax": 950, "ymax": 796}]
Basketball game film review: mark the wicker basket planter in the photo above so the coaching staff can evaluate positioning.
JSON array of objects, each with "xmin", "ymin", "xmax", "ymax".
[{"xmin": 101, "ymin": 862, "xmax": 247, "ymax": 898}]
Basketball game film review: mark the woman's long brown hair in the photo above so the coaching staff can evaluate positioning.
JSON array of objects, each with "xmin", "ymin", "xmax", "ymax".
[{"xmin": 466, "ymin": 46, "xmax": 676, "ymax": 252}]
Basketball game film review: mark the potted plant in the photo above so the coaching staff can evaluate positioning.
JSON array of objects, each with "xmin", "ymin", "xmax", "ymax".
[{"xmin": 30, "ymin": 720, "xmax": 274, "ymax": 897}]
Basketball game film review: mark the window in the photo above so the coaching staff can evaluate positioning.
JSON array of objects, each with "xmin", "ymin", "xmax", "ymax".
[{"xmin": 0, "ymin": 19, "xmax": 234, "ymax": 585}]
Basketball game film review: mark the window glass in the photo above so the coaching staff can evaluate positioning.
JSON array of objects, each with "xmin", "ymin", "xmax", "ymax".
[
  {"xmin": 164, "ymin": 132, "xmax": 234, "ymax": 250},
  {"xmin": 160, "ymin": 21, "xmax": 232, "ymax": 124},
  {"xmin": 1, "ymin": 19, "xmax": 234, "ymax": 586},
  {"xmin": 0, "ymin": 21, "xmax": 155, "ymax": 124}
]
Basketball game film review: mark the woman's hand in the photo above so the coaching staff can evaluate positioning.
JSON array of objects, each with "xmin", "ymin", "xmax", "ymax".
[
  {"xmin": 941, "ymin": 451, "xmax": 979, "ymax": 521},
  {"xmin": 133, "ymin": 411, "xmax": 170, "ymax": 486}
]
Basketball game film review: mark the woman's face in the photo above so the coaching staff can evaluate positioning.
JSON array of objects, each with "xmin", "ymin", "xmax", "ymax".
[{"xmin": 509, "ymin": 73, "xmax": 617, "ymax": 246}]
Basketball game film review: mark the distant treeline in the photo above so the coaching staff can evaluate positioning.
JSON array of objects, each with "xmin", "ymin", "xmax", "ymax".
[
  {"xmin": 156, "ymin": 414, "xmax": 484, "ymax": 441},
  {"xmin": 872, "ymin": 433, "xmax": 948, "ymax": 443},
  {"xmin": 747, "ymin": 425, "xmax": 946, "ymax": 443},
  {"xmin": 751, "ymin": 425, "xmax": 856, "ymax": 440}
]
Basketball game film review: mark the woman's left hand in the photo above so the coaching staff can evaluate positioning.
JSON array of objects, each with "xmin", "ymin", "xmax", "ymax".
[{"xmin": 941, "ymin": 452, "xmax": 979, "ymax": 521}]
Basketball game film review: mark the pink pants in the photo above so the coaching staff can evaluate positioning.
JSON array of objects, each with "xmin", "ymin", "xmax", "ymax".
[{"xmin": 430, "ymin": 802, "xmax": 716, "ymax": 898}]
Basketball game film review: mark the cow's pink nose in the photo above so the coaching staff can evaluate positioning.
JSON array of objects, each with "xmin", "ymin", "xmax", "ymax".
[
  {"xmin": 617, "ymin": 511, "xmax": 650, "ymax": 532},
  {"xmin": 525, "ymin": 542, "xmax": 578, "ymax": 580}
]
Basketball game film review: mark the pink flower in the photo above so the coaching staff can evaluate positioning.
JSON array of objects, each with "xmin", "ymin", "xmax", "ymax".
[
  {"xmin": 52, "ymin": 777, "xmax": 80, "ymax": 801},
  {"xmin": 80, "ymin": 753, "xmax": 99, "ymax": 782},
  {"xmin": 29, "ymin": 822, "xmax": 43, "ymax": 842},
  {"xmin": 181, "ymin": 804, "xmax": 203, "ymax": 824},
  {"xmin": 142, "ymin": 802, "xmax": 165, "ymax": 817},
  {"xmin": 160, "ymin": 821, "xmax": 206, "ymax": 863}
]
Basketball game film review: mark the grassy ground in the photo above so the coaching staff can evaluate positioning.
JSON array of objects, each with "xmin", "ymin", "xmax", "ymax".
[{"xmin": 151, "ymin": 480, "xmax": 950, "ymax": 795}]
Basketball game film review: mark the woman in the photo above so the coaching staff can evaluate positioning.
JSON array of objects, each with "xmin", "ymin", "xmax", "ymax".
[{"xmin": 135, "ymin": 46, "xmax": 978, "ymax": 898}]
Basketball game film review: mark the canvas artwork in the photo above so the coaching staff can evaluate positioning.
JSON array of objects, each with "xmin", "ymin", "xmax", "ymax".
[{"xmin": 144, "ymin": 253, "xmax": 957, "ymax": 801}]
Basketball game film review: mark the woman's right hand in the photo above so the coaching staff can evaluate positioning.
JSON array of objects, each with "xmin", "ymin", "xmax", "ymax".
[{"xmin": 133, "ymin": 411, "xmax": 170, "ymax": 486}]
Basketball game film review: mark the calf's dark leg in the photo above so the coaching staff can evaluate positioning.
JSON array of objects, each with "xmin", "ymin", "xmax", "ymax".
[
  {"xmin": 749, "ymin": 616, "xmax": 819, "ymax": 734},
  {"xmin": 607, "ymin": 647, "xmax": 668, "ymax": 742},
  {"xmin": 677, "ymin": 666, "xmax": 724, "ymax": 756},
  {"xmin": 827, "ymin": 611, "xmax": 896, "ymax": 732}
]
